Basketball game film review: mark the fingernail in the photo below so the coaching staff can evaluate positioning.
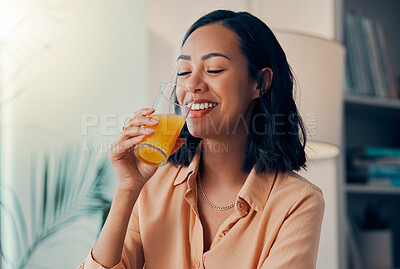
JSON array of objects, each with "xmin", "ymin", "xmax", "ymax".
[
  {"xmin": 145, "ymin": 128, "xmax": 154, "ymax": 133},
  {"xmin": 151, "ymin": 118, "xmax": 160, "ymax": 123}
]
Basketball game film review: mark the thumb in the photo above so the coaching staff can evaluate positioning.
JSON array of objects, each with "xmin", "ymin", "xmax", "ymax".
[{"xmin": 171, "ymin": 138, "xmax": 186, "ymax": 155}]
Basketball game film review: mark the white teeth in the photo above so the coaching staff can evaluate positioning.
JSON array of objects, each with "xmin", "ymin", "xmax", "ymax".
[{"xmin": 191, "ymin": 102, "xmax": 217, "ymax": 110}]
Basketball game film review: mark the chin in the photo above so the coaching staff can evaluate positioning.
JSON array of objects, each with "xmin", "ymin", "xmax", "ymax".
[
  {"xmin": 187, "ymin": 125, "xmax": 204, "ymax": 138},
  {"xmin": 187, "ymin": 119, "xmax": 230, "ymax": 138}
]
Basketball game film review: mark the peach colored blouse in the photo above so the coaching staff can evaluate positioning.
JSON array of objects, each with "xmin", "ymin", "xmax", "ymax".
[{"xmin": 79, "ymin": 150, "xmax": 324, "ymax": 269}]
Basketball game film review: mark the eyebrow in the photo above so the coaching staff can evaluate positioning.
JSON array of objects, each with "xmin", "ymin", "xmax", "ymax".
[{"xmin": 177, "ymin": 52, "xmax": 231, "ymax": 61}]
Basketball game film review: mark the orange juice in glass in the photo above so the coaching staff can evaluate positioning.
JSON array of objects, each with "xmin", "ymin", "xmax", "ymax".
[{"xmin": 134, "ymin": 83, "xmax": 194, "ymax": 166}]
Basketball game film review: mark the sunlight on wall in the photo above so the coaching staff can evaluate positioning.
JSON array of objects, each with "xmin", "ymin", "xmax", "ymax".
[{"xmin": 0, "ymin": 0, "xmax": 146, "ymax": 268}]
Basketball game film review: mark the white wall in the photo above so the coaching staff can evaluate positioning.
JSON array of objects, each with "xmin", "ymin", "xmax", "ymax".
[
  {"xmin": 0, "ymin": 0, "xmax": 146, "ymax": 268},
  {"xmin": 251, "ymin": 0, "xmax": 336, "ymax": 40},
  {"xmin": 147, "ymin": 0, "xmax": 338, "ymax": 102}
]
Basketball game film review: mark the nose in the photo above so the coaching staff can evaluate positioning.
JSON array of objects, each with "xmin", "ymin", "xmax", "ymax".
[{"xmin": 185, "ymin": 71, "xmax": 206, "ymax": 94}]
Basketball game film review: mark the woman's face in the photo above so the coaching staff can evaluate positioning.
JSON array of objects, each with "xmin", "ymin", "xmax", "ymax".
[{"xmin": 177, "ymin": 23, "xmax": 259, "ymax": 138}]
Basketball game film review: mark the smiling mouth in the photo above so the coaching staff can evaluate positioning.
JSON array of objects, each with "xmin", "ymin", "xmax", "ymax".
[
  {"xmin": 188, "ymin": 102, "xmax": 218, "ymax": 118},
  {"xmin": 190, "ymin": 102, "xmax": 218, "ymax": 110}
]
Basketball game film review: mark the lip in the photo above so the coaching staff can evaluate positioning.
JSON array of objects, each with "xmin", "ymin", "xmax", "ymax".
[
  {"xmin": 184, "ymin": 99, "xmax": 218, "ymax": 107},
  {"xmin": 189, "ymin": 102, "xmax": 218, "ymax": 118},
  {"xmin": 192, "ymin": 99, "xmax": 217, "ymax": 104}
]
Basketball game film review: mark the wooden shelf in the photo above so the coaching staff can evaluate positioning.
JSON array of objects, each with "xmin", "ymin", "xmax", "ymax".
[
  {"xmin": 345, "ymin": 94, "xmax": 400, "ymax": 110},
  {"xmin": 346, "ymin": 184, "xmax": 400, "ymax": 195},
  {"xmin": 342, "ymin": 0, "xmax": 400, "ymax": 267},
  {"xmin": 344, "ymin": 94, "xmax": 400, "ymax": 118}
]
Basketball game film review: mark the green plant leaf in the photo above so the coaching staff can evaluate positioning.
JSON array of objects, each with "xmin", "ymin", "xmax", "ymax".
[{"xmin": 1, "ymin": 143, "xmax": 113, "ymax": 268}]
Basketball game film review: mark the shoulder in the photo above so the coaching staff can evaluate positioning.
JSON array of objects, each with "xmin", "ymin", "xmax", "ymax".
[
  {"xmin": 268, "ymin": 171, "xmax": 324, "ymax": 214},
  {"xmin": 274, "ymin": 171, "xmax": 323, "ymax": 196},
  {"xmin": 142, "ymin": 162, "xmax": 183, "ymax": 192}
]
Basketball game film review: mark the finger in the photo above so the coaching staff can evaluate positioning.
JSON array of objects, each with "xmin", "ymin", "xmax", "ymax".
[
  {"xmin": 121, "ymin": 126, "xmax": 155, "ymax": 138},
  {"xmin": 133, "ymin": 108, "xmax": 155, "ymax": 118},
  {"xmin": 113, "ymin": 126, "xmax": 153, "ymax": 147},
  {"xmin": 124, "ymin": 107, "xmax": 157, "ymax": 129},
  {"xmin": 122, "ymin": 108, "xmax": 155, "ymax": 130},
  {"xmin": 108, "ymin": 135, "xmax": 146, "ymax": 158},
  {"xmin": 170, "ymin": 138, "xmax": 186, "ymax": 155},
  {"xmin": 125, "ymin": 116, "xmax": 159, "ymax": 129}
]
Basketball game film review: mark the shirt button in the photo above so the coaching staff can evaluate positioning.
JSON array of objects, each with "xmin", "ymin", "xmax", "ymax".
[
  {"xmin": 194, "ymin": 259, "xmax": 201, "ymax": 268},
  {"xmin": 237, "ymin": 202, "xmax": 244, "ymax": 210},
  {"xmin": 218, "ymin": 233, "xmax": 224, "ymax": 239}
]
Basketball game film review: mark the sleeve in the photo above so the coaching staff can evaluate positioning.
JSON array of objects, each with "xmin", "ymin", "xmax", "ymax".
[
  {"xmin": 261, "ymin": 185, "xmax": 325, "ymax": 269},
  {"xmin": 77, "ymin": 249, "xmax": 126, "ymax": 269},
  {"xmin": 77, "ymin": 202, "xmax": 145, "ymax": 269}
]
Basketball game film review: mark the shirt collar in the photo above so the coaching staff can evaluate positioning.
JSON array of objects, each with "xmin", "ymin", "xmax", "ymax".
[
  {"xmin": 237, "ymin": 167, "xmax": 278, "ymax": 212},
  {"xmin": 172, "ymin": 142, "xmax": 278, "ymax": 212},
  {"xmin": 173, "ymin": 146, "xmax": 201, "ymax": 187}
]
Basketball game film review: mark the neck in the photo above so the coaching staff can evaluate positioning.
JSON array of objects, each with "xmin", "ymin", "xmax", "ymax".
[
  {"xmin": 200, "ymin": 126, "xmax": 249, "ymax": 188},
  {"xmin": 198, "ymin": 101, "xmax": 255, "ymax": 188}
]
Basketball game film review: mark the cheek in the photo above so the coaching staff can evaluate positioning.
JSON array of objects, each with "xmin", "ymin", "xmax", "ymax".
[
  {"xmin": 222, "ymin": 82, "xmax": 255, "ymax": 113},
  {"xmin": 176, "ymin": 77, "xmax": 186, "ymax": 88},
  {"xmin": 175, "ymin": 87, "xmax": 193, "ymax": 106}
]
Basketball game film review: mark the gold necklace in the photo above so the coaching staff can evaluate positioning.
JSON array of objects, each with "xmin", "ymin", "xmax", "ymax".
[{"xmin": 197, "ymin": 169, "xmax": 235, "ymax": 211}]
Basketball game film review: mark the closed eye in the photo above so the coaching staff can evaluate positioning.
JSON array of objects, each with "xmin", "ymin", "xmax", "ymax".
[
  {"xmin": 207, "ymin": 69, "xmax": 225, "ymax": 74},
  {"xmin": 177, "ymin": 71, "xmax": 191, "ymax": 76}
]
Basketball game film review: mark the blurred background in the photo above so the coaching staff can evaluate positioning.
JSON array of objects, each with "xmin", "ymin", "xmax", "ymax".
[{"xmin": 0, "ymin": 0, "xmax": 399, "ymax": 268}]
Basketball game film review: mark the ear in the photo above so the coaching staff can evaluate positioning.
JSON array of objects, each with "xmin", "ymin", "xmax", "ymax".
[{"xmin": 253, "ymin": 67, "xmax": 273, "ymax": 99}]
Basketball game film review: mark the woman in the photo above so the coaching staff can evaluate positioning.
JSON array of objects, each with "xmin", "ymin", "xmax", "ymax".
[{"xmin": 79, "ymin": 10, "xmax": 324, "ymax": 269}]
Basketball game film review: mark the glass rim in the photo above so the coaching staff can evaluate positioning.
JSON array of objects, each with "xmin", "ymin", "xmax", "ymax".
[{"xmin": 158, "ymin": 82, "xmax": 194, "ymax": 108}]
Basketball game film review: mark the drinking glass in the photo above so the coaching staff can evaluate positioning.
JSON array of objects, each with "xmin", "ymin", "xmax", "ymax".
[{"xmin": 134, "ymin": 83, "xmax": 194, "ymax": 166}]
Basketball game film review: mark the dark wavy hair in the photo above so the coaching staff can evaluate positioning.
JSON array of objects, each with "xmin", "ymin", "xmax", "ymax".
[{"xmin": 168, "ymin": 10, "xmax": 307, "ymax": 173}]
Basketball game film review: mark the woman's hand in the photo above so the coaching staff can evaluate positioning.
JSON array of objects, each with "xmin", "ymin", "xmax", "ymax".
[{"xmin": 107, "ymin": 108, "xmax": 186, "ymax": 191}]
